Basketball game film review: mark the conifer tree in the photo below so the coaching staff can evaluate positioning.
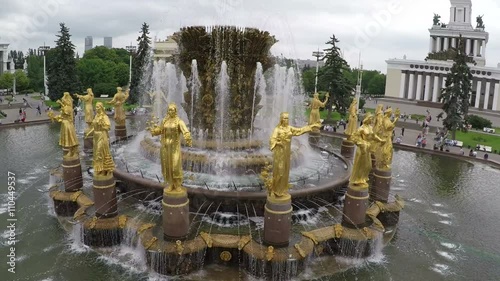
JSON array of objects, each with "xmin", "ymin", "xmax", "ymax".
[{"xmin": 129, "ymin": 22, "xmax": 152, "ymax": 104}]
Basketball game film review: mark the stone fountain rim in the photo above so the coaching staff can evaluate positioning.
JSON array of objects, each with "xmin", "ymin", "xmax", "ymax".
[{"xmin": 113, "ymin": 146, "xmax": 351, "ymax": 200}]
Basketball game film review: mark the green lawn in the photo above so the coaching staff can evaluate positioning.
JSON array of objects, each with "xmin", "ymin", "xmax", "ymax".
[
  {"xmin": 305, "ymin": 109, "xmax": 345, "ymax": 121},
  {"xmin": 455, "ymin": 130, "xmax": 500, "ymax": 152}
]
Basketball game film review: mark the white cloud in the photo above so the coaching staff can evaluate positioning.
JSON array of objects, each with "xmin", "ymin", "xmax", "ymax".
[{"xmin": 1, "ymin": 0, "xmax": 499, "ymax": 72}]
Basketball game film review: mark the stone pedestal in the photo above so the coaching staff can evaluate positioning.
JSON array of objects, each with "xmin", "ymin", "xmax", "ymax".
[
  {"xmin": 340, "ymin": 139, "xmax": 355, "ymax": 159},
  {"xmin": 371, "ymin": 169, "xmax": 392, "ymax": 203},
  {"xmin": 162, "ymin": 188, "xmax": 190, "ymax": 241},
  {"xmin": 62, "ymin": 155, "xmax": 83, "ymax": 192},
  {"xmin": 342, "ymin": 185, "xmax": 369, "ymax": 228},
  {"xmin": 263, "ymin": 195, "xmax": 292, "ymax": 247},
  {"xmin": 93, "ymin": 174, "xmax": 118, "ymax": 218},
  {"xmin": 115, "ymin": 124, "xmax": 127, "ymax": 140}
]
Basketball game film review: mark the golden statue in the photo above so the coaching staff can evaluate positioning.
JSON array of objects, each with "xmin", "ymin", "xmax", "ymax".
[
  {"xmin": 375, "ymin": 107, "xmax": 400, "ymax": 170},
  {"xmin": 108, "ymin": 87, "xmax": 129, "ymax": 126},
  {"xmin": 344, "ymin": 98, "xmax": 358, "ymax": 139},
  {"xmin": 85, "ymin": 102, "xmax": 115, "ymax": 177},
  {"xmin": 147, "ymin": 103, "xmax": 192, "ymax": 192},
  {"xmin": 269, "ymin": 112, "xmax": 320, "ymax": 198},
  {"xmin": 74, "ymin": 88, "xmax": 95, "ymax": 128},
  {"xmin": 349, "ymin": 113, "xmax": 384, "ymax": 188},
  {"xmin": 308, "ymin": 93, "xmax": 329, "ymax": 129},
  {"xmin": 48, "ymin": 92, "xmax": 79, "ymax": 158}
]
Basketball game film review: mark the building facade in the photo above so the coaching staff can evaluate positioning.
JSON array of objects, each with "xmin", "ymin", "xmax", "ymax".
[
  {"xmin": 104, "ymin": 37, "xmax": 112, "ymax": 48},
  {"xmin": 85, "ymin": 36, "xmax": 93, "ymax": 52},
  {"xmin": 153, "ymin": 36, "xmax": 178, "ymax": 60},
  {"xmin": 0, "ymin": 43, "xmax": 14, "ymax": 75},
  {"xmin": 385, "ymin": 0, "xmax": 500, "ymax": 112}
]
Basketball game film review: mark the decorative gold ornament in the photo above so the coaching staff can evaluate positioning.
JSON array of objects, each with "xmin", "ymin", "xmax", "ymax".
[
  {"xmin": 199, "ymin": 232, "xmax": 213, "ymax": 248},
  {"xmin": 294, "ymin": 243, "xmax": 306, "ymax": 258},
  {"xmin": 269, "ymin": 112, "xmax": 320, "ymax": 198},
  {"xmin": 144, "ymin": 237, "xmax": 158, "ymax": 250},
  {"xmin": 175, "ymin": 240, "xmax": 184, "ymax": 255},
  {"xmin": 219, "ymin": 251, "xmax": 232, "ymax": 262},
  {"xmin": 315, "ymin": 244, "xmax": 324, "ymax": 256},
  {"xmin": 334, "ymin": 224, "xmax": 343, "ymax": 238},
  {"xmin": 70, "ymin": 191, "xmax": 82, "ymax": 202},
  {"xmin": 374, "ymin": 107, "xmax": 400, "ymax": 171},
  {"xmin": 266, "ymin": 246, "xmax": 274, "ymax": 261},
  {"xmin": 89, "ymin": 216, "xmax": 98, "ymax": 229},
  {"xmin": 137, "ymin": 223, "xmax": 155, "ymax": 234},
  {"xmin": 118, "ymin": 215, "xmax": 127, "ymax": 228},
  {"xmin": 344, "ymin": 98, "xmax": 358, "ymax": 139},
  {"xmin": 238, "ymin": 235, "xmax": 252, "ymax": 250},
  {"xmin": 302, "ymin": 231, "xmax": 319, "ymax": 245},
  {"xmin": 86, "ymin": 102, "xmax": 115, "ymax": 177}
]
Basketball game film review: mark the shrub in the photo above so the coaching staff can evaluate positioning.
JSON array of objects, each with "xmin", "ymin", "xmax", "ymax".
[
  {"xmin": 93, "ymin": 83, "xmax": 116, "ymax": 97},
  {"xmin": 467, "ymin": 114, "xmax": 492, "ymax": 130}
]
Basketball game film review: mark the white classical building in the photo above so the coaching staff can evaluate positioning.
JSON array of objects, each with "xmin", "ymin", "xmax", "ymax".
[
  {"xmin": 0, "ymin": 43, "xmax": 15, "ymax": 75},
  {"xmin": 385, "ymin": 0, "xmax": 500, "ymax": 112},
  {"xmin": 153, "ymin": 36, "xmax": 178, "ymax": 60}
]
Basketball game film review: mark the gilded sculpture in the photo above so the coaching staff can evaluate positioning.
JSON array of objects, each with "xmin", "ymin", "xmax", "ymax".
[
  {"xmin": 371, "ymin": 104, "xmax": 385, "ymax": 155},
  {"xmin": 349, "ymin": 113, "xmax": 384, "ymax": 188},
  {"xmin": 85, "ymin": 102, "xmax": 115, "ymax": 177},
  {"xmin": 48, "ymin": 92, "xmax": 79, "ymax": 158},
  {"xmin": 147, "ymin": 103, "xmax": 192, "ymax": 192},
  {"xmin": 108, "ymin": 87, "xmax": 129, "ymax": 126},
  {"xmin": 375, "ymin": 107, "xmax": 400, "ymax": 171},
  {"xmin": 74, "ymin": 88, "xmax": 95, "ymax": 130},
  {"xmin": 308, "ymin": 93, "xmax": 329, "ymax": 130},
  {"xmin": 269, "ymin": 112, "xmax": 320, "ymax": 198},
  {"xmin": 344, "ymin": 98, "xmax": 358, "ymax": 139}
]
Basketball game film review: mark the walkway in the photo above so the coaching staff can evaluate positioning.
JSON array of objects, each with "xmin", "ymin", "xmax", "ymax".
[{"xmin": 0, "ymin": 94, "xmax": 51, "ymax": 126}]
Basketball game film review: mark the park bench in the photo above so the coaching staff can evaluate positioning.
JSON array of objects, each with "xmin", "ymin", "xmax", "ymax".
[{"xmin": 476, "ymin": 144, "xmax": 492, "ymax": 153}]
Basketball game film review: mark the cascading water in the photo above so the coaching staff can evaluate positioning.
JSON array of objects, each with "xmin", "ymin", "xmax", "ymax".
[
  {"xmin": 190, "ymin": 59, "xmax": 201, "ymax": 131},
  {"xmin": 216, "ymin": 61, "xmax": 230, "ymax": 142},
  {"xmin": 251, "ymin": 62, "xmax": 266, "ymax": 138}
]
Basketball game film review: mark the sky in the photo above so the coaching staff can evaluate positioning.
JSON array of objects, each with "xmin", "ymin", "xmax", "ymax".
[{"xmin": 1, "ymin": 0, "xmax": 500, "ymax": 73}]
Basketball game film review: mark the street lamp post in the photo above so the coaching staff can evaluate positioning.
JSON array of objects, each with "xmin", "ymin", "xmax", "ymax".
[
  {"xmin": 312, "ymin": 49, "xmax": 324, "ymax": 94},
  {"xmin": 38, "ymin": 45, "xmax": 50, "ymax": 97},
  {"xmin": 125, "ymin": 45, "xmax": 136, "ymax": 86}
]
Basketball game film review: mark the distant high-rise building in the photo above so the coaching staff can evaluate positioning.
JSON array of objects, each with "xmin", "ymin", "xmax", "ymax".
[
  {"xmin": 104, "ymin": 37, "xmax": 112, "ymax": 48},
  {"xmin": 85, "ymin": 36, "xmax": 93, "ymax": 52}
]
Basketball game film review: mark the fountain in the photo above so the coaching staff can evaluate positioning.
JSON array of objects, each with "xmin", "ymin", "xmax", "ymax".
[{"xmin": 47, "ymin": 26, "xmax": 404, "ymax": 280}]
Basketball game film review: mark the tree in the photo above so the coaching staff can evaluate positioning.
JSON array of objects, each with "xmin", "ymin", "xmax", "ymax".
[
  {"xmin": 129, "ymin": 22, "xmax": 152, "ymax": 104},
  {"xmin": 320, "ymin": 34, "xmax": 354, "ymax": 122},
  {"xmin": 439, "ymin": 35, "xmax": 472, "ymax": 140},
  {"xmin": 26, "ymin": 54, "xmax": 44, "ymax": 92},
  {"xmin": 302, "ymin": 68, "xmax": 317, "ymax": 94},
  {"xmin": 367, "ymin": 74, "xmax": 386, "ymax": 96},
  {"xmin": 0, "ymin": 72, "xmax": 14, "ymax": 89},
  {"xmin": 14, "ymin": 70, "xmax": 30, "ymax": 92},
  {"xmin": 46, "ymin": 23, "xmax": 80, "ymax": 101},
  {"xmin": 10, "ymin": 51, "xmax": 25, "ymax": 70}
]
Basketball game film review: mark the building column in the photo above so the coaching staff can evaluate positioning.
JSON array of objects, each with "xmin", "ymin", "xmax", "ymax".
[
  {"xmin": 429, "ymin": 37, "xmax": 434, "ymax": 53},
  {"xmin": 475, "ymin": 80, "xmax": 482, "ymax": 108},
  {"xmin": 443, "ymin": 37, "xmax": 449, "ymax": 51},
  {"xmin": 482, "ymin": 40, "xmax": 487, "ymax": 58},
  {"xmin": 492, "ymin": 82, "xmax": 500, "ymax": 111},
  {"xmin": 415, "ymin": 73, "xmax": 423, "ymax": 100},
  {"xmin": 432, "ymin": 75, "xmax": 440, "ymax": 102},
  {"xmin": 442, "ymin": 76, "xmax": 447, "ymax": 89},
  {"xmin": 424, "ymin": 74, "xmax": 431, "ymax": 101},
  {"xmin": 451, "ymin": 37, "xmax": 457, "ymax": 48},
  {"xmin": 473, "ymin": 40, "xmax": 478, "ymax": 57},
  {"xmin": 399, "ymin": 72, "xmax": 406, "ymax": 98},
  {"xmin": 466, "ymin": 38, "xmax": 471, "ymax": 55},
  {"xmin": 436, "ymin": 37, "xmax": 441, "ymax": 52},
  {"xmin": 408, "ymin": 72, "xmax": 415, "ymax": 100},
  {"xmin": 484, "ymin": 81, "xmax": 491, "ymax": 110}
]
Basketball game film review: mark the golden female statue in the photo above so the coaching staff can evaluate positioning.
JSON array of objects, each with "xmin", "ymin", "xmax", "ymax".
[
  {"xmin": 269, "ymin": 112, "xmax": 320, "ymax": 198},
  {"xmin": 85, "ymin": 102, "xmax": 115, "ymax": 177},
  {"xmin": 75, "ymin": 88, "xmax": 95, "ymax": 126},
  {"xmin": 148, "ymin": 103, "xmax": 192, "ymax": 192},
  {"xmin": 344, "ymin": 98, "xmax": 358, "ymax": 139},
  {"xmin": 108, "ymin": 87, "xmax": 129, "ymax": 126},
  {"xmin": 349, "ymin": 113, "xmax": 384, "ymax": 188},
  {"xmin": 309, "ymin": 93, "xmax": 329, "ymax": 127},
  {"xmin": 48, "ymin": 92, "xmax": 79, "ymax": 158},
  {"xmin": 376, "ymin": 107, "xmax": 400, "ymax": 170}
]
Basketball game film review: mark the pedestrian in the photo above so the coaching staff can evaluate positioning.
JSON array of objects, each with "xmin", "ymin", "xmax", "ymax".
[
  {"xmin": 484, "ymin": 153, "xmax": 489, "ymax": 160},
  {"xmin": 401, "ymin": 126, "xmax": 405, "ymax": 136}
]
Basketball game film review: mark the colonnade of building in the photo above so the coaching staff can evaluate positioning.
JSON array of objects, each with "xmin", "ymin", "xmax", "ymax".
[
  {"xmin": 399, "ymin": 70, "xmax": 499, "ymax": 110},
  {"xmin": 429, "ymin": 36, "xmax": 486, "ymax": 57}
]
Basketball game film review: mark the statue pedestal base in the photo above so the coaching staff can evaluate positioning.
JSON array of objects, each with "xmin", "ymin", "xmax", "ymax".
[
  {"xmin": 53, "ymin": 198, "xmax": 80, "ymax": 217},
  {"xmin": 163, "ymin": 188, "xmax": 190, "ymax": 241},
  {"xmin": 340, "ymin": 139, "xmax": 355, "ymax": 159},
  {"xmin": 62, "ymin": 155, "xmax": 83, "ymax": 192},
  {"xmin": 115, "ymin": 124, "xmax": 127, "ymax": 140},
  {"xmin": 371, "ymin": 169, "xmax": 392, "ymax": 203},
  {"xmin": 93, "ymin": 174, "xmax": 118, "ymax": 218},
  {"xmin": 263, "ymin": 195, "xmax": 292, "ymax": 247},
  {"xmin": 342, "ymin": 184, "xmax": 370, "ymax": 228}
]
